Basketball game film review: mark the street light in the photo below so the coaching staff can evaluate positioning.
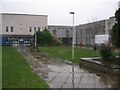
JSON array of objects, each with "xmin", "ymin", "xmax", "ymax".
[{"xmin": 70, "ymin": 11, "xmax": 75, "ymax": 89}]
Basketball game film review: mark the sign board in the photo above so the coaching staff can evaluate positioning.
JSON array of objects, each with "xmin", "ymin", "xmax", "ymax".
[{"xmin": 95, "ymin": 34, "xmax": 109, "ymax": 44}]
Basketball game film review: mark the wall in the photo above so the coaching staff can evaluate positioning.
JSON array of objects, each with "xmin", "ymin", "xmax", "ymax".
[
  {"xmin": 2, "ymin": 13, "xmax": 48, "ymax": 46},
  {"xmin": 2, "ymin": 13, "xmax": 48, "ymax": 35}
]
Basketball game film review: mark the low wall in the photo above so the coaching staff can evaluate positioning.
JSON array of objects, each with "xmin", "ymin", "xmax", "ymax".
[{"xmin": 79, "ymin": 58, "xmax": 120, "ymax": 75}]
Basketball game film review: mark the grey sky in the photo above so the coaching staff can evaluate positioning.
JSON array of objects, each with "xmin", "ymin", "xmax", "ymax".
[{"xmin": 1, "ymin": 0, "xmax": 120, "ymax": 26}]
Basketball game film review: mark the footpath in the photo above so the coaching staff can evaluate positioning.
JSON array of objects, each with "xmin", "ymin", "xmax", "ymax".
[{"xmin": 18, "ymin": 47, "xmax": 118, "ymax": 88}]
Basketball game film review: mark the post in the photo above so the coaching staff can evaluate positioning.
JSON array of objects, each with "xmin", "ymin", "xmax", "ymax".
[
  {"xmin": 70, "ymin": 12, "xmax": 75, "ymax": 89},
  {"xmin": 35, "ymin": 30, "xmax": 37, "ymax": 47},
  {"xmin": 34, "ymin": 29, "xmax": 37, "ymax": 51}
]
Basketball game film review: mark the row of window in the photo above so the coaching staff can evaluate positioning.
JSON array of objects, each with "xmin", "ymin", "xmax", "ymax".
[
  {"xmin": 29, "ymin": 27, "xmax": 41, "ymax": 32},
  {"xmin": 50, "ymin": 25, "xmax": 105, "ymax": 32},
  {"xmin": 6, "ymin": 37, "xmax": 33, "ymax": 39},
  {"xmin": 52, "ymin": 28, "xmax": 105, "ymax": 34},
  {"xmin": 49, "ymin": 27, "xmax": 73, "ymax": 30},
  {"xmin": 5, "ymin": 37, "xmax": 32, "ymax": 45},
  {"xmin": 6, "ymin": 26, "xmax": 43, "ymax": 32},
  {"xmin": 52, "ymin": 29, "xmax": 105, "ymax": 37},
  {"xmin": 6, "ymin": 26, "xmax": 13, "ymax": 32}
]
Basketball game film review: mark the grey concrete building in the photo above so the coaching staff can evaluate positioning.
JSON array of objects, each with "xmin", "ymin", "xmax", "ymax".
[
  {"xmin": 48, "ymin": 25, "xmax": 73, "ymax": 45},
  {"xmin": 48, "ymin": 17, "xmax": 115, "ymax": 46},
  {"xmin": 105, "ymin": 17, "xmax": 116, "ymax": 35},
  {"xmin": 118, "ymin": 1, "xmax": 120, "ymax": 9},
  {"xmin": 76, "ymin": 20, "xmax": 106, "ymax": 46}
]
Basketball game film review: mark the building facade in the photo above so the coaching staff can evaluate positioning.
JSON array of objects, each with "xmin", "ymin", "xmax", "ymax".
[
  {"xmin": 76, "ymin": 20, "xmax": 106, "ymax": 46},
  {"xmin": 118, "ymin": 1, "xmax": 120, "ymax": 9},
  {"xmin": 2, "ymin": 13, "xmax": 48, "ymax": 46},
  {"xmin": 48, "ymin": 17, "xmax": 115, "ymax": 46},
  {"xmin": 48, "ymin": 25, "xmax": 73, "ymax": 45},
  {"xmin": 1, "ymin": 13, "xmax": 115, "ymax": 46}
]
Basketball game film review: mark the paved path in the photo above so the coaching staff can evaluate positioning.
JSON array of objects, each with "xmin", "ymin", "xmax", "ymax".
[
  {"xmin": 45, "ymin": 64, "xmax": 118, "ymax": 88},
  {"xmin": 19, "ymin": 47, "xmax": 119, "ymax": 89}
]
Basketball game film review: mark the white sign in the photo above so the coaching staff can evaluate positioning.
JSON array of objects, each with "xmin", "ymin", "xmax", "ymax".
[{"xmin": 95, "ymin": 34, "xmax": 109, "ymax": 44}]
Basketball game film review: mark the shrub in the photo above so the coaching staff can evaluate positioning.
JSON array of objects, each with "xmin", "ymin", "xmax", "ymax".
[{"xmin": 99, "ymin": 44, "xmax": 114, "ymax": 60}]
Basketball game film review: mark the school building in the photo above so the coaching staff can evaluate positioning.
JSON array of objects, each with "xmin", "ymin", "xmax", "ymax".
[{"xmin": 1, "ymin": 13, "xmax": 47, "ymax": 46}]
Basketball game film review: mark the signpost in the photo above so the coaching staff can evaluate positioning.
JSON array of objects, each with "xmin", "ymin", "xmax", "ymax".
[{"xmin": 95, "ymin": 34, "xmax": 109, "ymax": 44}]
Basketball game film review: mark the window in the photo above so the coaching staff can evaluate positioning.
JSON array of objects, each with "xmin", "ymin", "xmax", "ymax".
[
  {"xmin": 81, "ymin": 29, "xmax": 82, "ymax": 34},
  {"xmin": 6, "ymin": 26, "xmax": 8, "ymax": 32},
  {"xmin": 6, "ymin": 37, "xmax": 9, "ymax": 42},
  {"xmin": 66, "ymin": 30, "xmax": 69, "ymax": 37},
  {"xmin": 11, "ymin": 27, "xmax": 13, "ymax": 32},
  {"xmin": 102, "ymin": 25, "xmax": 105, "ymax": 29},
  {"xmin": 48, "ymin": 27, "xmax": 51, "ymax": 29},
  {"xmin": 34, "ymin": 27, "xmax": 36, "ymax": 30},
  {"xmin": 29, "ymin": 27, "xmax": 32, "ymax": 32},
  {"xmin": 70, "ymin": 28, "xmax": 73, "ymax": 30},
  {"xmin": 53, "ymin": 30, "xmax": 56, "ymax": 36},
  {"xmin": 38, "ymin": 27, "xmax": 40, "ymax": 31},
  {"xmin": 57, "ymin": 27, "xmax": 60, "ymax": 29},
  {"xmin": 66, "ymin": 28, "xmax": 69, "ymax": 30}
]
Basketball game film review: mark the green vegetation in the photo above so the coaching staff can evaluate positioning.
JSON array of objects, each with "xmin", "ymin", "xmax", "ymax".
[
  {"xmin": 36, "ymin": 27, "xmax": 60, "ymax": 46},
  {"xmin": 111, "ymin": 8, "xmax": 120, "ymax": 48},
  {"xmin": 2, "ymin": 47, "xmax": 49, "ymax": 88},
  {"xmin": 99, "ymin": 45, "xmax": 114, "ymax": 60},
  {"xmin": 39, "ymin": 46, "xmax": 100, "ymax": 63},
  {"xmin": 0, "ymin": 46, "xmax": 2, "ymax": 89}
]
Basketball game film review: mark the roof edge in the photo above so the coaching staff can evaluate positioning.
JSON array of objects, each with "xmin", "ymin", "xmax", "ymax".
[{"xmin": 1, "ymin": 12, "xmax": 48, "ymax": 17}]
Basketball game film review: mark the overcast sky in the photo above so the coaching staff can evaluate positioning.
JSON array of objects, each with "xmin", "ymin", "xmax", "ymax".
[{"xmin": 1, "ymin": 0, "xmax": 120, "ymax": 26}]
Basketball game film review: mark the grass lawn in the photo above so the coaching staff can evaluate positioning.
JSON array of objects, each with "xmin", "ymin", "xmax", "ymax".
[
  {"xmin": 0, "ymin": 46, "xmax": 2, "ymax": 89},
  {"xmin": 39, "ymin": 46, "xmax": 100, "ymax": 63},
  {"xmin": 2, "ymin": 46, "xmax": 49, "ymax": 88}
]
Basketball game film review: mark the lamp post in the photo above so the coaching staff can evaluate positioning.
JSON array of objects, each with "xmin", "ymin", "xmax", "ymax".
[{"xmin": 70, "ymin": 12, "xmax": 75, "ymax": 89}]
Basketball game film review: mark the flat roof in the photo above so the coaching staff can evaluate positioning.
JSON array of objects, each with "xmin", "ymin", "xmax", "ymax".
[
  {"xmin": 1, "ymin": 13, "xmax": 48, "ymax": 17},
  {"xmin": 48, "ymin": 25, "xmax": 72, "ymax": 27}
]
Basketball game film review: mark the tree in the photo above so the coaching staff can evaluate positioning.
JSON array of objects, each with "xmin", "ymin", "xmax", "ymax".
[
  {"xmin": 37, "ymin": 27, "xmax": 53, "ymax": 46},
  {"xmin": 36, "ymin": 27, "xmax": 60, "ymax": 46},
  {"xmin": 42, "ymin": 27, "xmax": 53, "ymax": 45},
  {"xmin": 111, "ymin": 8, "xmax": 120, "ymax": 48}
]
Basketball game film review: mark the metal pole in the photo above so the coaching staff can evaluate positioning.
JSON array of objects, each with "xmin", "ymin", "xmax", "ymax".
[
  {"xmin": 34, "ymin": 29, "xmax": 37, "ymax": 52},
  {"xmin": 72, "ymin": 12, "xmax": 74, "ymax": 66},
  {"xmin": 35, "ymin": 30, "xmax": 37, "ymax": 47},
  {"xmin": 70, "ymin": 12, "xmax": 75, "ymax": 89}
]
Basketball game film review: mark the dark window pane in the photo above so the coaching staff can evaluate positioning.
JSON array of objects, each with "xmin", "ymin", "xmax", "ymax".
[
  {"xmin": 6, "ymin": 26, "xmax": 8, "ymax": 32},
  {"xmin": 11, "ymin": 27, "xmax": 13, "ymax": 32}
]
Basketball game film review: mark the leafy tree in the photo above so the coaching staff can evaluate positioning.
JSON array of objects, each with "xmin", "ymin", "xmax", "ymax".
[
  {"xmin": 36, "ymin": 27, "xmax": 60, "ymax": 46},
  {"xmin": 37, "ymin": 30, "xmax": 44, "ymax": 45},
  {"xmin": 111, "ymin": 8, "xmax": 120, "ymax": 48}
]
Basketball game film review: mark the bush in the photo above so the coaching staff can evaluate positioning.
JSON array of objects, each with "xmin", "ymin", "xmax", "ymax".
[
  {"xmin": 99, "ymin": 44, "xmax": 114, "ymax": 60},
  {"xmin": 36, "ymin": 27, "xmax": 61, "ymax": 46}
]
